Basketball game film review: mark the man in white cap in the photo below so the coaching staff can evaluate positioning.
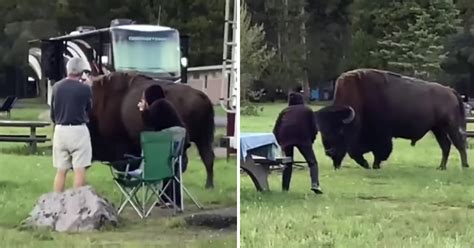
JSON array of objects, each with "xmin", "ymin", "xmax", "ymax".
[{"xmin": 50, "ymin": 57, "xmax": 92, "ymax": 192}]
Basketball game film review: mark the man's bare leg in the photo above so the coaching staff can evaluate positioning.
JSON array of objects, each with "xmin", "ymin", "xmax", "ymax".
[
  {"xmin": 54, "ymin": 169, "xmax": 68, "ymax": 193},
  {"xmin": 73, "ymin": 167, "xmax": 87, "ymax": 188}
]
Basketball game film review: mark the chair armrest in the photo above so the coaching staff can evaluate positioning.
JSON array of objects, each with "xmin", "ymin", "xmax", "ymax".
[{"xmin": 124, "ymin": 154, "xmax": 142, "ymax": 159}]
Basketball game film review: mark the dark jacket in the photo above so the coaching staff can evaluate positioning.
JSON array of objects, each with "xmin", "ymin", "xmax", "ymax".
[
  {"xmin": 142, "ymin": 99, "xmax": 191, "ymax": 149},
  {"xmin": 142, "ymin": 99, "xmax": 183, "ymax": 131},
  {"xmin": 273, "ymin": 93, "xmax": 318, "ymax": 148}
]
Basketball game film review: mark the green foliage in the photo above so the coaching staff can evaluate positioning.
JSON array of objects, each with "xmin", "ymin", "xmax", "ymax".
[
  {"xmin": 240, "ymin": 104, "xmax": 264, "ymax": 116},
  {"xmin": 247, "ymin": 0, "xmax": 309, "ymax": 90},
  {"xmin": 456, "ymin": 0, "xmax": 474, "ymax": 32},
  {"xmin": 353, "ymin": 0, "xmax": 460, "ymax": 80},
  {"xmin": 152, "ymin": 0, "xmax": 226, "ymax": 66},
  {"xmin": 0, "ymin": 0, "xmax": 58, "ymax": 67},
  {"xmin": 440, "ymin": 32, "xmax": 474, "ymax": 95},
  {"xmin": 345, "ymin": 30, "xmax": 378, "ymax": 69},
  {"xmin": 441, "ymin": 33, "xmax": 474, "ymax": 74},
  {"xmin": 241, "ymin": 1, "xmax": 275, "ymax": 101},
  {"xmin": 0, "ymin": 0, "xmax": 225, "ymax": 71},
  {"xmin": 305, "ymin": 0, "xmax": 353, "ymax": 86}
]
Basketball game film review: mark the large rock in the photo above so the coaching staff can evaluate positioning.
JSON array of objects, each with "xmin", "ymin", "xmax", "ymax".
[{"xmin": 22, "ymin": 186, "xmax": 118, "ymax": 232}]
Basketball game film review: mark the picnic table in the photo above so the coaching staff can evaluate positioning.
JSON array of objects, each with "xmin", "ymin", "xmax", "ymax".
[
  {"xmin": 240, "ymin": 133, "xmax": 292, "ymax": 191},
  {"xmin": 466, "ymin": 117, "xmax": 474, "ymax": 138},
  {"xmin": 0, "ymin": 120, "xmax": 51, "ymax": 153}
]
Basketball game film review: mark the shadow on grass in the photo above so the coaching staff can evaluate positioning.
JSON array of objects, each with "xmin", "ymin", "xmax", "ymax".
[
  {"xmin": 357, "ymin": 195, "xmax": 396, "ymax": 202},
  {"xmin": 0, "ymin": 181, "xmax": 19, "ymax": 189},
  {"xmin": 0, "ymin": 145, "xmax": 52, "ymax": 156},
  {"xmin": 239, "ymin": 184, "xmax": 315, "ymax": 204}
]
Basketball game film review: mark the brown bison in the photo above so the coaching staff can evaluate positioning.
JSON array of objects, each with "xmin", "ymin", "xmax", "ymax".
[
  {"xmin": 315, "ymin": 69, "xmax": 468, "ymax": 170},
  {"xmin": 87, "ymin": 72, "xmax": 216, "ymax": 188}
]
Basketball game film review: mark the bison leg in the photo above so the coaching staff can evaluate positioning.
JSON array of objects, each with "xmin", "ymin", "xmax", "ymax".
[
  {"xmin": 196, "ymin": 142, "xmax": 215, "ymax": 188},
  {"xmin": 446, "ymin": 126, "xmax": 469, "ymax": 168},
  {"xmin": 348, "ymin": 152, "xmax": 370, "ymax": 169},
  {"xmin": 371, "ymin": 137, "xmax": 393, "ymax": 169},
  {"xmin": 432, "ymin": 128, "xmax": 451, "ymax": 170},
  {"xmin": 372, "ymin": 158, "xmax": 382, "ymax": 169}
]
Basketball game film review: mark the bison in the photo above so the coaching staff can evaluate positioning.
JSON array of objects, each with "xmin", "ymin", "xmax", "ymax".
[
  {"xmin": 87, "ymin": 72, "xmax": 216, "ymax": 188},
  {"xmin": 315, "ymin": 69, "xmax": 469, "ymax": 170}
]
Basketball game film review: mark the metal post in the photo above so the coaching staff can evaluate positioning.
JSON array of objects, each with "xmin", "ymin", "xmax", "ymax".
[
  {"xmin": 179, "ymin": 155, "xmax": 183, "ymax": 212},
  {"xmin": 30, "ymin": 126, "xmax": 37, "ymax": 154},
  {"xmin": 220, "ymin": 0, "xmax": 237, "ymax": 113}
]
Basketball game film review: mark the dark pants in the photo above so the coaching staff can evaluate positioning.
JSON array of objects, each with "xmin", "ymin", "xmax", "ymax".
[{"xmin": 282, "ymin": 144, "xmax": 319, "ymax": 191}]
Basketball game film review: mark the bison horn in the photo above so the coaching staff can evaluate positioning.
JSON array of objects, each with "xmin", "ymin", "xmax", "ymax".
[{"xmin": 342, "ymin": 106, "xmax": 355, "ymax": 124}]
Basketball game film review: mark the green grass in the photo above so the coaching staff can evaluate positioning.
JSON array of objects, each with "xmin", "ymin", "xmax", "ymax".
[
  {"xmin": 240, "ymin": 103, "xmax": 474, "ymax": 248},
  {"xmin": 213, "ymin": 105, "xmax": 228, "ymax": 117},
  {"xmin": 0, "ymin": 106, "xmax": 237, "ymax": 247}
]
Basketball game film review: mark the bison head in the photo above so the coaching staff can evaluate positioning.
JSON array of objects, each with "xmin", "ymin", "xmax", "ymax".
[{"xmin": 314, "ymin": 105, "xmax": 355, "ymax": 169}]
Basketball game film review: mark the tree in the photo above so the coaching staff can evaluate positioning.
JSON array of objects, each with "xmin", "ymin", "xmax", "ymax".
[
  {"xmin": 455, "ymin": 0, "xmax": 474, "ymax": 33},
  {"xmin": 0, "ymin": 0, "xmax": 229, "ymax": 98},
  {"xmin": 305, "ymin": 0, "xmax": 353, "ymax": 87},
  {"xmin": 240, "ymin": 1, "xmax": 275, "ymax": 102},
  {"xmin": 441, "ymin": 33, "xmax": 474, "ymax": 96},
  {"xmin": 151, "ymin": 0, "xmax": 225, "ymax": 66},
  {"xmin": 351, "ymin": 0, "xmax": 459, "ymax": 81}
]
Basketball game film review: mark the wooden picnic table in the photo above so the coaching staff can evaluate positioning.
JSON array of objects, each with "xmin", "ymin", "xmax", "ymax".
[
  {"xmin": 0, "ymin": 120, "xmax": 51, "ymax": 153},
  {"xmin": 465, "ymin": 117, "xmax": 474, "ymax": 138}
]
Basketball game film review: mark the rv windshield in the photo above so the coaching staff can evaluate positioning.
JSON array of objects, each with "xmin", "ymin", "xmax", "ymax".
[{"xmin": 111, "ymin": 28, "xmax": 181, "ymax": 78}]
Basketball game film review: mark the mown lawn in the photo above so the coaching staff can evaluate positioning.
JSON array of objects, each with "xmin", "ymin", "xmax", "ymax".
[
  {"xmin": 0, "ymin": 103, "xmax": 237, "ymax": 247},
  {"xmin": 240, "ymin": 103, "xmax": 474, "ymax": 248}
]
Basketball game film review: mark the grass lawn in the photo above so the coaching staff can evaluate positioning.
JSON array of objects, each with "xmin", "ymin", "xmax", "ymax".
[
  {"xmin": 0, "ymin": 103, "xmax": 237, "ymax": 247},
  {"xmin": 240, "ymin": 103, "xmax": 474, "ymax": 248}
]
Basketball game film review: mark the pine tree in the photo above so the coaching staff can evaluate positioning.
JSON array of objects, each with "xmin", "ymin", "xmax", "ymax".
[{"xmin": 369, "ymin": 0, "xmax": 459, "ymax": 80}]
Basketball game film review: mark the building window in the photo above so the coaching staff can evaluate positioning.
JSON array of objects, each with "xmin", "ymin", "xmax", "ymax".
[{"xmin": 193, "ymin": 73, "xmax": 200, "ymax": 79}]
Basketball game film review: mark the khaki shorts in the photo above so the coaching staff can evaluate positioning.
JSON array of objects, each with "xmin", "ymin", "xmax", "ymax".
[{"xmin": 53, "ymin": 124, "xmax": 92, "ymax": 170}]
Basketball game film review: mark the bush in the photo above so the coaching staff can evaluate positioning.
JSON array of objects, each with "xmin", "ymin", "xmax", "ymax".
[{"xmin": 240, "ymin": 104, "xmax": 264, "ymax": 116}]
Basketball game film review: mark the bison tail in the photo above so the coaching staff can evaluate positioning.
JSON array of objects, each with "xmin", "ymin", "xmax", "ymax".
[
  {"xmin": 452, "ymin": 89, "xmax": 466, "ymax": 130},
  {"xmin": 201, "ymin": 95, "xmax": 216, "ymax": 146}
]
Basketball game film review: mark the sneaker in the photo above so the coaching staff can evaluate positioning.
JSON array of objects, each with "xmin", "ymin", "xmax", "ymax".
[{"xmin": 311, "ymin": 184, "xmax": 323, "ymax": 194}]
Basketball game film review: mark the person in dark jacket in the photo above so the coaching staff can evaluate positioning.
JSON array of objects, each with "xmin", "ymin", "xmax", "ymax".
[
  {"xmin": 273, "ymin": 92, "xmax": 322, "ymax": 194},
  {"xmin": 138, "ymin": 84, "xmax": 189, "ymax": 208}
]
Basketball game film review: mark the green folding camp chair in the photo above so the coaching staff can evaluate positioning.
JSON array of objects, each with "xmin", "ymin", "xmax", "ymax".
[
  {"xmin": 106, "ymin": 127, "xmax": 201, "ymax": 218},
  {"xmin": 106, "ymin": 130, "xmax": 174, "ymax": 218}
]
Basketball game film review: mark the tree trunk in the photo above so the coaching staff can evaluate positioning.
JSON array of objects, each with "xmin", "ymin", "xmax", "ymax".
[
  {"xmin": 299, "ymin": 1, "xmax": 310, "ymax": 101},
  {"xmin": 469, "ymin": 65, "xmax": 474, "ymax": 98},
  {"xmin": 463, "ymin": 13, "xmax": 473, "ymax": 34}
]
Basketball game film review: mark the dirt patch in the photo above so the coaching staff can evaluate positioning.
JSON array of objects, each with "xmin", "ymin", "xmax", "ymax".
[{"xmin": 184, "ymin": 207, "xmax": 237, "ymax": 229}]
